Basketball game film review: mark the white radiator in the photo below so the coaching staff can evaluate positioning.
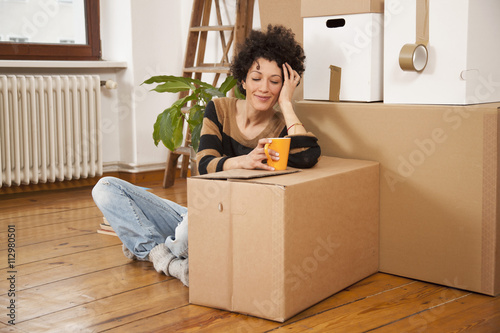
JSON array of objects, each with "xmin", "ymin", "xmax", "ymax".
[{"xmin": 0, "ymin": 75, "xmax": 102, "ymax": 188}]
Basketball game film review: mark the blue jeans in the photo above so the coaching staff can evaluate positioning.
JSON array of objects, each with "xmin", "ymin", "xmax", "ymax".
[{"xmin": 92, "ymin": 177, "xmax": 188, "ymax": 259}]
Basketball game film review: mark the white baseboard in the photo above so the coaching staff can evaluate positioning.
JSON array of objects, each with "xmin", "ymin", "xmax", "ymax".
[{"xmin": 103, "ymin": 162, "xmax": 165, "ymax": 174}]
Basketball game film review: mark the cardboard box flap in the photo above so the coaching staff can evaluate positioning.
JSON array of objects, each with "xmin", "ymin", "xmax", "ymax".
[
  {"xmin": 193, "ymin": 168, "xmax": 300, "ymax": 180},
  {"xmin": 194, "ymin": 157, "xmax": 379, "ymax": 187}
]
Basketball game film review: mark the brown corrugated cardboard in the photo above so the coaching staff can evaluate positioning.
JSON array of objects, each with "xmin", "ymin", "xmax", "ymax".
[
  {"xmin": 259, "ymin": 0, "xmax": 304, "ymax": 101},
  {"xmin": 329, "ymin": 65, "xmax": 341, "ymax": 101},
  {"xmin": 301, "ymin": 0, "xmax": 384, "ymax": 17},
  {"xmin": 259, "ymin": 0, "xmax": 303, "ymax": 43},
  {"xmin": 188, "ymin": 156, "xmax": 380, "ymax": 321},
  {"xmin": 295, "ymin": 101, "xmax": 500, "ymax": 296}
]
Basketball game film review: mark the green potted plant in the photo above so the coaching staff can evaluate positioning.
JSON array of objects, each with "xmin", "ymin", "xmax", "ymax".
[{"xmin": 142, "ymin": 75, "xmax": 243, "ymax": 153}]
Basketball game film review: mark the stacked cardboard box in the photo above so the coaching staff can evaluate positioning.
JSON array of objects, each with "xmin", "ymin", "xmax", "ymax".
[{"xmin": 294, "ymin": 101, "xmax": 500, "ymax": 296}]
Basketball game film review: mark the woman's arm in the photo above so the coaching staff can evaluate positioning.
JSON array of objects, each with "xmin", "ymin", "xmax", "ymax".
[
  {"xmin": 197, "ymin": 102, "xmax": 279, "ymax": 174},
  {"xmin": 222, "ymin": 138, "xmax": 276, "ymax": 171},
  {"xmin": 279, "ymin": 63, "xmax": 307, "ymax": 135}
]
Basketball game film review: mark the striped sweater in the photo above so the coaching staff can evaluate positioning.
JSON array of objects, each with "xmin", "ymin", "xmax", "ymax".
[{"xmin": 196, "ymin": 97, "xmax": 321, "ymax": 175}]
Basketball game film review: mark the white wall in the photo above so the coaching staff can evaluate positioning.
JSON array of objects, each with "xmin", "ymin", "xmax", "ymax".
[{"xmin": 99, "ymin": 0, "xmax": 193, "ymax": 172}]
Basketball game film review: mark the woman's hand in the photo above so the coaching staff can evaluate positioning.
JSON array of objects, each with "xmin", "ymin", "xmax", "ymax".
[
  {"xmin": 224, "ymin": 138, "xmax": 279, "ymax": 171},
  {"xmin": 278, "ymin": 63, "xmax": 301, "ymax": 107}
]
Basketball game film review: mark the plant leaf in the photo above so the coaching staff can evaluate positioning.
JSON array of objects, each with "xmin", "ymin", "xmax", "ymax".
[
  {"xmin": 171, "ymin": 113, "xmax": 185, "ymax": 149},
  {"xmin": 190, "ymin": 77, "xmax": 215, "ymax": 89},
  {"xmin": 219, "ymin": 76, "xmax": 238, "ymax": 94},
  {"xmin": 173, "ymin": 93, "xmax": 198, "ymax": 109},
  {"xmin": 152, "ymin": 111, "xmax": 166, "ymax": 146},
  {"xmin": 153, "ymin": 81, "xmax": 193, "ymax": 93},
  {"xmin": 187, "ymin": 105, "xmax": 204, "ymax": 126},
  {"xmin": 143, "ymin": 75, "xmax": 193, "ymax": 86},
  {"xmin": 158, "ymin": 108, "xmax": 175, "ymax": 151},
  {"xmin": 234, "ymin": 85, "xmax": 246, "ymax": 100},
  {"xmin": 190, "ymin": 122, "xmax": 202, "ymax": 152},
  {"xmin": 205, "ymin": 88, "xmax": 226, "ymax": 98},
  {"xmin": 157, "ymin": 106, "xmax": 184, "ymax": 151}
]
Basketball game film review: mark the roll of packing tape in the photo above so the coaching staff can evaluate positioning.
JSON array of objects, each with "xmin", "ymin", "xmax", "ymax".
[
  {"xmin": 399, "ymin": 43, "xmax": 428, "ymax": 72},
  {"xmin": 399, "ymin": 0, "xmax": 429, "ymax": 72}
]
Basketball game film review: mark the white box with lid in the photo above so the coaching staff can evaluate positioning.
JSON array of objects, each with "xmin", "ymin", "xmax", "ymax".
[
  {"xmin": 302, "ymin": 0, "xmax": 384, "ymax": 102},
  {"xmin": 383, "ymin": 0, "xmax": 500, "ymax": 105}
]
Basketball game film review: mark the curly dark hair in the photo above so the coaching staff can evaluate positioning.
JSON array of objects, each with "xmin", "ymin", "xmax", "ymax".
[{"xmin": 230, "ymin": 24, "xmax": 305, "ymax": 95}]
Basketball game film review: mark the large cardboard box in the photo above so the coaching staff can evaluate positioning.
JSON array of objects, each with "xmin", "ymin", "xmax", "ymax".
[
  {"xmin": 384, "ymin": 0, "xmax": 500, "ymax": 104},
  {"xmin": 259, "ymin": 0, "xmax": 304, "ymax": 101},
  {"xmin": 302, "ymin": 0, "xmax": 384, "ymax": 102},
  {"xmin": 259, "ymin": 0, "xmax": 303, "ymax": 44},
  {"xmin": 295, "ymin": 101, "xmax": 500, "ymax": 296},
  {"xmin": 188, "ymin": 156, "xmax": 380, "ymax": 322}
]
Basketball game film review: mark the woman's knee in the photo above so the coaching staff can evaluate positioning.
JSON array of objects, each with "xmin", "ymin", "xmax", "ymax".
[{"xmin": 92, "ymin": 176, "xmax": 119, "ymax": 205}]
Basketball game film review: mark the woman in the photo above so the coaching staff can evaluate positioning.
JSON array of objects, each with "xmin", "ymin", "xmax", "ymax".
[
  {"xmin": 197, "ymin": 25, "xmax": 320, "ymax": 174},
  {"xmin": 91, "ymin": 25, "xmax": 321, "ymax": 287}
]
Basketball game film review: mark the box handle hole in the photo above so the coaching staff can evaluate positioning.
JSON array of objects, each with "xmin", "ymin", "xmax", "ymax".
[{"xmin": 326, "ymin": 18, "xmax": 345, "ymax": 28}]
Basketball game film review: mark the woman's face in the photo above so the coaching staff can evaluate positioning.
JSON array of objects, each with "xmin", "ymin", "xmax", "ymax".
[{"xmin": 242, "ymin": 58, "xmax": 283, "ymax": 112}]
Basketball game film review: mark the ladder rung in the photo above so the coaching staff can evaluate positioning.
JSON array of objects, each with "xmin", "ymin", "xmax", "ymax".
[
  {"xmin": 190, "ymin": 25, "xmax": 234, "ymax": 32},
  {"xmin": 173, "ymin": 146, "xmax": 192, "ymax": 156},
  {"xmin": 184, "ymin": 66, "xmax": 231, "ymax": 74}
]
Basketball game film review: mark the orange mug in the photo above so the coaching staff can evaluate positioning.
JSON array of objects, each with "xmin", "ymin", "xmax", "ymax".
[{"xmin": 264, "ymin": 138, "xmax": 291, "ymax": 171}]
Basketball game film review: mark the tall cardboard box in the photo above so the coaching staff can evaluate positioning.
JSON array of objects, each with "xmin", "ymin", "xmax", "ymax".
[
  {"xmin": 259, "ymin": 0, "xmax": 304, "ymax": 101},
  {"xmin": 384, "ymin": 0, "xmax": 500, "ymax": 104},
  {"xmin": 302, "ymin": 0, "xmax": 384, "ymax": 102},
  {"xmin": 295, "ymin": 101, "xmax": 500, "ymax": 296},
  {"xmin": 188, "ymin": 156, "xmax": 379, "ymax": 322}
]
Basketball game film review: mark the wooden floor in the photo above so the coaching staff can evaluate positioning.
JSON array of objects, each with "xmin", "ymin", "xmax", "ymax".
[{"xmin": 0, "ymin": 177, "xmax": 499, "ymax": 332}]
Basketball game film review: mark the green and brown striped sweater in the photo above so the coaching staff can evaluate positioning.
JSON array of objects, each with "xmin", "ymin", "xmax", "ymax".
[{"xmin": 196, "ymin": 97, "xmax": 321, "ymax": 174}]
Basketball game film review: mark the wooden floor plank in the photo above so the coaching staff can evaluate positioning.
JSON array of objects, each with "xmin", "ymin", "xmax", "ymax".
[
  {"xmin": 270, "ymin": 282, "xmax": 470, "ymax": 332},
  {"xmin": 372, "ymin": 292, "xmax": 499, "ymax": 332},
  {"xmin": 0, "ymin": 233, "xmax": 121, "ymax": 269},
  {"xmin": 0, "ymin": 264, "xmax": 171, "ymax": 323},
  {"xmin": 0, "ymin": 244, "xmax": 125, "ymax": 291},
  {"xmin": 99, "ymin": 273, "xmax": 415, "ymax": 333},
  {"xmin": 14, "ymin": 279, "xmax": 188, "ymax": 333},
  {"xmin": 0, "ymin": 187, "xmax": 96, "ymax": 217},
  {"xmin": 0, "ymin": 322, "xmax": 26, "ymax": 332},
  {"xmin": 0, "ymin": 206, "xmax": 103, "ymax": 232},
  {"xmin": 421, "ymin": 295, "xmax": 500, "ymax": 332},
  {"xmin": 0, "ymin": 218, "xmax": 102, "ymax": 250}
]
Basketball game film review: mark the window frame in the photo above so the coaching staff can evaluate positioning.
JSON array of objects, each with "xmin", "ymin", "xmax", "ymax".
[{"xmin": 0, "ymin": 0, "xmax": 100, "ymax": 61}]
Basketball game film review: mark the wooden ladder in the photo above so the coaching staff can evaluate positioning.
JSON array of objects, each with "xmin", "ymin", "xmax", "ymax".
[{"xmin": 163, "ymin": 0, "xmax": 255, "ymax": 188}]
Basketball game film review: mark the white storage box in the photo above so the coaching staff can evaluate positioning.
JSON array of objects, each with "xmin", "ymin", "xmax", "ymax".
[
  {"xmin": 384, "ymin": 0, "xmax": 500, "ymax": 105},
  {"xmin": 303, "ymin": 13, "xmax": 384, "ymax": 102}
]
